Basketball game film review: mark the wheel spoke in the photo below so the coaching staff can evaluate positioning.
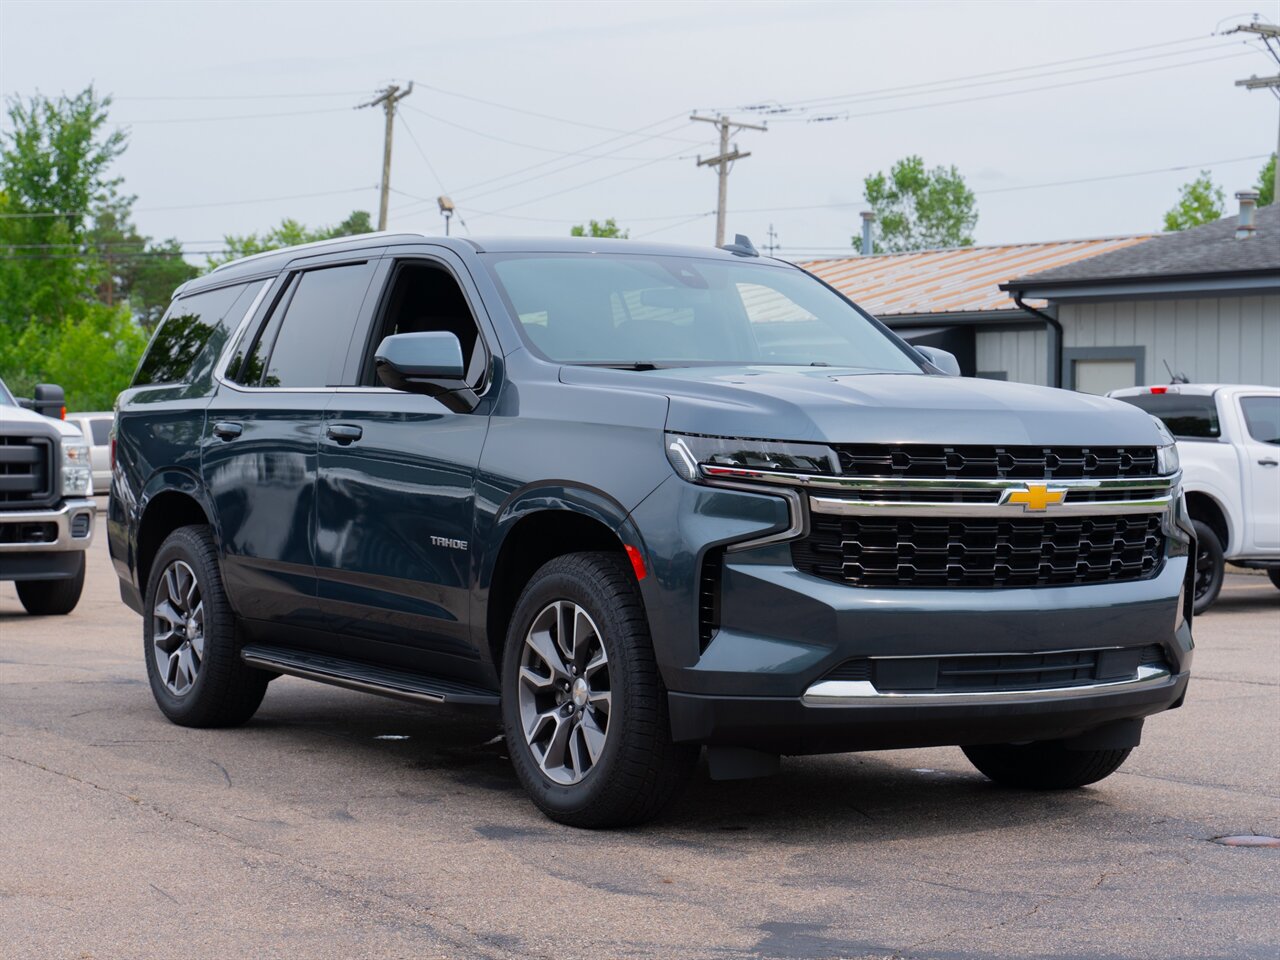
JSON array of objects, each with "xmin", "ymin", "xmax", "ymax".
[
  {"xmin": 164, "ymin": 565, "xmax": 185, "ymax": 614},
  {"xmin": 568, "ymin": 722, "xmax": 587, "ymax": 779},
  {"xmin": 152, "ymin": 599, "xmax": 183, "ymax": 650},
  {"xmin": 555, "ymin": 601, "xmax": 576, "ymax": 663},
  {"xmin": 152, "ymin": 560, "xmax": 204, "ymax": 697},
  {"xmin": 584, "ymin": 647, "xmax": 608, "ymax": 679},
  {"xmin": 588, "ymin": 689, "xmax": 611, "ymax": 716},
  {"xmin": 519, "ymin": 664, "xmax": 556, "ymax": 691},
  {"xmin": 538, "ymin": 712, "xmax": 573, "ymax": 775},
  {"xmin": 580, "ymin": 710, "xmax": 607, "ymax": 764},
  {"xmin": 525, "ymin": 620, "xmax": 570, "ymax": 682},
  {"xmin": 572, "ymin": 607, "xmax": 596, "ymax": 664},
  {"xmin": 177, "ymin": 646, "xmax": 197, "ymax": 690},
  {"xmin": 525, "ymin": 707, "xmax": 557, "ymax": 743}
]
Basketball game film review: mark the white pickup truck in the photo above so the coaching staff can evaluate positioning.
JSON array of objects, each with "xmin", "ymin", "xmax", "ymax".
[{"xmin": 1110, "ymin": 384, "xmax": 1280, "ymax": 611}]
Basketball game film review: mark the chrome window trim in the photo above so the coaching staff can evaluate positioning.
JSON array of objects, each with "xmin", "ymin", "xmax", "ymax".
[{"xmin": 802, "ymin": 663, "xmax": 1174, "ymax": 707}]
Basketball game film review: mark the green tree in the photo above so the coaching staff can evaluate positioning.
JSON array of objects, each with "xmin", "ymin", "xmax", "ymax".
[
  {"xmin": 570, "ymin": 218, "xmax": 628, "ymax": 239},
  {"xmin": 88, "ymin": 204, "xmax": 198, "ymax": 329},
  {"xmin": 207, "ymin": 209, "xmax": 374, "ymax": 268},
  {"xmin": 860, "ymin": 156, "xmax": 977, "ymax": 253},
  {"xmin": 1257, "ymin": 154, "xmax": 1275, "ymax": 207},
  {"xmin": 1163, "ymin": 171, "xmax": 1225, "ymax": 231}
]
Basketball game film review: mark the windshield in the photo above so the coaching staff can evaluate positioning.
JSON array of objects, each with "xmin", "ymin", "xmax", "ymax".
[
  {"xmin": 483, "ymin": 253, "xmax": 923, "ymax": 372},
  {"xmin": 0, "ymin": 378, "xmax": 15, "ymax": 406}
]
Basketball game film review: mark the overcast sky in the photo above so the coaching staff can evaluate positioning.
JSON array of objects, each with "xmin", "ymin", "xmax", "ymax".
[{"xmin": 2, "ymin": 0, "xmax": 1277, "ymax": 261}]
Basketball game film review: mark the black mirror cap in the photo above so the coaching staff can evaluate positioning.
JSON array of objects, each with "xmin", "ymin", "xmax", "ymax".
[
  {"xmin": 374, "ymin": 332, "xmax": 478, "ymax": 413},
  {"xmin": 33, "ymin": 383, "xmax": 66, "ymax": 419}
]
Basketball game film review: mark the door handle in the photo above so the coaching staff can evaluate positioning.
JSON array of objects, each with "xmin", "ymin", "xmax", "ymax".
[
  {"xmin": 326, "ymin": 423, "xmax": 363, "ymax": 444},
  {"xmin": 212, "ymin": 421, "xmax": 242, "ymax": 440},
  {"xmin": 1260, "ymin": 459, "xmax": 1279, "ymax": 467}
]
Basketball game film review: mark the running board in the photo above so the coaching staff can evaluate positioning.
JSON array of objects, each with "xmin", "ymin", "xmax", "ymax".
[{"xmin": 240, "ymin": 644, "xmax": 500, "ymax": 707}]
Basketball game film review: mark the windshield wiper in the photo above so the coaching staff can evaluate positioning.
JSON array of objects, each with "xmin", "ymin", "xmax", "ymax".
[{"xmin": 569, "ymin": 361, "xmax": 662, "ymax": 371}]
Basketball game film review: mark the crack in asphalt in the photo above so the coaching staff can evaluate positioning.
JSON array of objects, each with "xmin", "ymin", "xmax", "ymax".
[{"xmin": 0, "ymin": 750, "xmax": 541, "ymax": 960}]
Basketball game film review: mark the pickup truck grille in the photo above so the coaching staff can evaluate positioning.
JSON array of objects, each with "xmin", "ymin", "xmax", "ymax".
[
  {"xmin": 833, "ymin": 444, "xmax": 1158, "ymax": 480},
  {"xmin": 0, "ymin": 436, "xmax": 55, "ymax": 507},
  {"xmin": 792, "ymin": 513, "xmax": 1164, "ymax": 588}
]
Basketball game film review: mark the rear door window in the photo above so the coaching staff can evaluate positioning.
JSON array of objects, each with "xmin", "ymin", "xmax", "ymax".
[
  {"xmin": 241, "ymin": 262, "xmax": 376, "ymax": 388},
  {"xmin": 1115, "ymin": 393, "xmax": 1221, "ymax": 440},
  {"xmin": 1240, "ymin": 396, "xmax": 1280, "ymax": 445},
  {"xmin": 88, "ymin": 418, "xmax": 111, "ymax": 445}
]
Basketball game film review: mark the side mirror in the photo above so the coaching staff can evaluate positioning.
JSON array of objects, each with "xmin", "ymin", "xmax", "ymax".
[
  {"xmin": 374, "ymin": 332, "xmax": 478, "ymax": 413},
  {"xmin": 916, "ymin": 346, "xmax": 961, "ymax": 377},
  {"xmin": 33, "ymin": 383, "xmax": 66, "ymax": 419}
]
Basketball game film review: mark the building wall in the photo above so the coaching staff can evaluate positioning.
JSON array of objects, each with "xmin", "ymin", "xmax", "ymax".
[
  {"xmin": 975, "ymin": 295, "xmax": 1280, "ymax": 388},
  {"xmin": 975, "ymin": 326, "xmax": 1047, "ymax": 384}
]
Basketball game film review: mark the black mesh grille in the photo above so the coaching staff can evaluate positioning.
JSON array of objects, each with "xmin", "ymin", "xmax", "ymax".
[
  {"xmin": 834, "ymin": 444, "xmax": 1158, "ymax": 480},
  {"xmin": 793, "ymin": 513, "xmax": 1164, "ymax": 588},
  {"xmin": 0, "ymin": 436, "xmax": 54, "ymax": 506},
  {"xmin": 821, "ymin": 645, "xmax": 1170, "ymax": 693}
]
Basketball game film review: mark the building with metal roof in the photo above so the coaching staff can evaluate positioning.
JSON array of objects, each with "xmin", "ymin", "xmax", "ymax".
[{"xmin": 796, "ymin": 235, "xmax": 1153, "ymax": 381}]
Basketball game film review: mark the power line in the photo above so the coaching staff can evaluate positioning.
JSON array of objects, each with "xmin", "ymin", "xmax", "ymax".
[
  {"xmin": 715, "ymin": 33, "xmax": 1230, "ymax": 114},
  {"xmin": 767, "ymin": 49, "xmax": 1258, "ymax": 123},
  {"xmin": 395, "ymin": 112, "xmax": 469, "ymax": 235},
  {"xmin": 0, "ymin": 185, "xmax": 377, "ymax": 219},
  {"xmin": 113, "ymin": 106, "xmax": 355, "ymax": 124},
  {"xmin": 114, "ymin": 91, "xmax": 367, "ymax": 101}
]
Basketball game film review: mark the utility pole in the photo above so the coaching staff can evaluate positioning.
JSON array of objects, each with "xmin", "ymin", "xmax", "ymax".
[
  {"xmin": 690, "ymin": 114, "xmax": 766, "ymax": 247},
  {"xmin": 764, "ymin": 223, "xmax": 779, "ymax": 255},
  {"xmin": 358, "ymin": 82, "xmax": 414, "ymax": 230},
  {"xmin": 1226, "ymin": 21, "xmax": 1280, "ymax": 201}
]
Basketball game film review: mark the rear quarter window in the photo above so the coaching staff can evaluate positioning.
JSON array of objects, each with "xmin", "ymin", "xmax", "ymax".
[
  {"xmin": 1240, "ymin": 396, "xmax": 1280, "ymax": 445},
  {"xmin": 1116, "ymin": 393, "xmax": 1221, "ymax": 440},
  {"xmin": 133, "ymin": 281, "xmax": 264, "ymax": 387}
]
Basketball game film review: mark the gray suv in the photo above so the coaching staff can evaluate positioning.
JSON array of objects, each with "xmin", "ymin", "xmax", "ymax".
[{"xmin": 109, "ymin": 234, "xmax": 1194, "ymax": 827}]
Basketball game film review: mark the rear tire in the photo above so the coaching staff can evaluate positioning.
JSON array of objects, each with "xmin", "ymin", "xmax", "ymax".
[
  {"xmin": 1191, "ymin": 519, "xmax": 1224, "ymax": 614},
  {"xmin": 1267, "ymin": 569, "xmax": 1280, "ymax": 591},
  {"xmin": 143, "ymin": 525, "xmax": 268, "ymax": 728},
  {"xmin": 963, "ymin": 741, "xmax": 1132, "ymax": 790},
  {"xmin": 501, "ymin": 551, "xmax": 697, "ymax": 828},
  {"xmin": 16, "ymin": 553, "xmax": 85, "ymax": 615}
]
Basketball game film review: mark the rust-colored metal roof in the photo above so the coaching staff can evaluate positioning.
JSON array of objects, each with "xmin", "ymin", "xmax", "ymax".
[{"xmin": 795, "ymin": 236, "xmax": 1154, "ymax": 317}]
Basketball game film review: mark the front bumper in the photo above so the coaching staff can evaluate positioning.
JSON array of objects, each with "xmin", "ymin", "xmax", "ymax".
[
  {"xmin": 629, "ymin": 475, "xmax": 1193, "ymax": 751},
  {"xmin": 0, "ymin": 499, "xmax": 96, "ymax": 553}
]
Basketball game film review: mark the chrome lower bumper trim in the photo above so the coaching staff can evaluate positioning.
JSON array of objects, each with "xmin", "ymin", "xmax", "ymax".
[
  {"xmin": 0, "ymin": 499, "xmax": 96, "ymax": 552},
  {"xmin": 802, "ymin": 663, "xmax": 1174, "ymax": 707}
]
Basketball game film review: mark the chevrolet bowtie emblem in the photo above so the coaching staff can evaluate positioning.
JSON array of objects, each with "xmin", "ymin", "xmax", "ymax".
[{"xmin": 1002, "ymin": 484, "xmax": 1067, "ymax": 511}]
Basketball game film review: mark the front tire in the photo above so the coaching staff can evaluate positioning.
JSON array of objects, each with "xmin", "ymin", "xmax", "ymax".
[
  {"xmin": 1191, "ymin": 519, "xmax": 1225, "ymax": 614},
  {"xmin": 963, "ymin": 741, "xmax": 1132, "ymax": 789},
  {"xmin": 16, "ymin": 553, "xmax": 85, "ymax": 615},
  {"xmin": 143, "ymin": 525, "xmax": 268, "ymax": 728},
  {"xmin": 501, "ymin": 552, "xmax": 696, "ymax": 828}
]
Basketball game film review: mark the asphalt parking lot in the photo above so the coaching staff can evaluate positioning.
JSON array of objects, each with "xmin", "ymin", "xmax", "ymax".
[{"xmin": 2, "ymin": 533, "xmax": 1277, "ymax": 960}]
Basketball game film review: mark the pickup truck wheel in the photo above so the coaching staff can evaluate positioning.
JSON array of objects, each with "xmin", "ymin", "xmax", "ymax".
[
  {"xmin": 1191, "ymin": 519, "xmax": 1224, "ymax": 614},
  {"xmin": 1268, "ymin": 569, "xmax": 1280, "ymax": 590},
  {"xmin": 962, "ymin": 741, "xmax": 1132, "ymax": 789},
  {"xmin": 15, "ymin": 553, "xmax": 85, "ymax": 615},
  {"xmin": 501, "ymin": 551, "xmax": 697, "ymax": 828},
  {"xmin": 144, "ymin": 525, "xmax": 268, "ymax": 728}
]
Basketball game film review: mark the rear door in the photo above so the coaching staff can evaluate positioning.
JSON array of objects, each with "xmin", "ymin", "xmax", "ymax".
[
  {"xmin": 314, "ymin": 249, "xmax": 496, "ymax": 677},
  {"xmin": 203, "ymin": 254, "xmax": 379, "ymax": 631},
  {"xmin": 1236, "ymin": 393, "xmax": 1280, "ymax": 550}
]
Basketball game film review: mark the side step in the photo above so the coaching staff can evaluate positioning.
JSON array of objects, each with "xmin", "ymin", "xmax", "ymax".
[{"xmin": 240, "ymin": 644, "xmax": 500, "ymax": 707}]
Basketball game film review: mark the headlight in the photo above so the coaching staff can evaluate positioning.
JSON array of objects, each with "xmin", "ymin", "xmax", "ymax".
[
  {"xmin": 665, "ymin": 433, "xmax": 840, "ymax": 483},
  {"xmin": 61, "ymin": 441, "xmax": 93, "ymax": 497},
  {"xmin": 1150, "ymin": 417, "xmax": 1180, "ymax": 476}
]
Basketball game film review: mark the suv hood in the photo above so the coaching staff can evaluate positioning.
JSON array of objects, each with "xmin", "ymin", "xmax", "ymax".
[{"xmin": 558, "ymin": 365, "xmax": 1163, "ymax": 446}]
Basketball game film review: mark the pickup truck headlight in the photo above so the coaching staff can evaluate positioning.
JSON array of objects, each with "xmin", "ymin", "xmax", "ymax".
[
  {"xmin": 1150, "ymin": 418, "xmax": 1180, "ymax": 476},
  {"xmin": 61, "ymin": 441, "xmax": 93, "ymax": 497},
  {"xmin": 665, "ymin": 433, "xmax": 840, "ymax": 483}
]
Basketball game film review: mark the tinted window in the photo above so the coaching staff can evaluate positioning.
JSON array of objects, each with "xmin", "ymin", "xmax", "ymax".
[
  {"xmin": 88, "ymin": 418, "xmax": 112, "ymax": 445},
  {"xmin": 1117, "ymin": 393, "xmax": 1221, "ymax": 439},
  {"xmin": 134, "ymin": 282, "xmax": 260, "ymax": 386},
  {"xmin": 1240, "ymin": 396, "xmax": 1280, "ymax": 445},
  {"xmin": 247, "ymin": 263, "xmax": 375, "ymax": 388},
  {"xmin": 484, "ymin": 253, "xmax": 920, "ymax": 371}
]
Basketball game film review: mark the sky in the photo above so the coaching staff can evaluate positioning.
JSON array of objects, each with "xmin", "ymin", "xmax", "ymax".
[{"xmin": 1, "ymin": 0, "xmax": 1277, "ymax": 262}]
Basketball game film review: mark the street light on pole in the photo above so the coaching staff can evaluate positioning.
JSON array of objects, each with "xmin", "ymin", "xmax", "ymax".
[{"xmin": 437, "ymin": 195, "xmax": 455, "ymax": 237}]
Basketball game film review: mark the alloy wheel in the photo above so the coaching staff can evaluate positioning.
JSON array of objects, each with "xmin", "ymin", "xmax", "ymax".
[
  {"xmin": 517, "ymin": 600, "xmax": 612, "ymax": 785},
  {"xmin": 152, "ymin": 559, "xmax": 205, "ymax": 696}
]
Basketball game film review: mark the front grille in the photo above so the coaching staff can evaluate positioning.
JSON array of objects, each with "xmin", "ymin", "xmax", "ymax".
[
  {"xmin": 821, "ymin": 644, "xmax": 1170, "ymax": 694},
  {"xmin": 793, "ymin": 513, "xmax": 1164, "ymax": 588},
  {"xmin": 834, "ymin": 444, "xmax": 1157, "ymax": 480},
  {"xmin": 0, "ymin": 436, "xmax": 55, "ymax": 506}
]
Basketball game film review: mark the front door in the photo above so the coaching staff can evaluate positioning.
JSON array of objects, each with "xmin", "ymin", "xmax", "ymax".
[
  {"xmin": 1238, "ymin": 394, "xmax": 1280, "ymax": 550},
  {"xmin": 315, "ymin": 253, "xmax": 495, "ymax": 677}
]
